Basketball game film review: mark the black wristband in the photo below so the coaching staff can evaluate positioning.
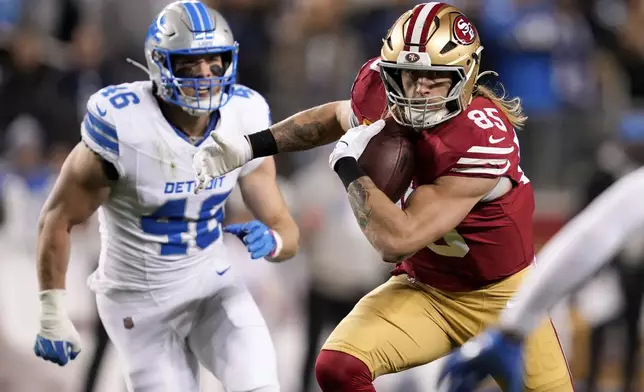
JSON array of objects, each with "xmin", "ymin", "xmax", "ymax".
[
  {"xmin": 246, "ymin": 129, "xmax": 278, "ymax": 158},
  {"xmin": 334, "ymin": 157, "xmax": 366, "ymax": 189}
]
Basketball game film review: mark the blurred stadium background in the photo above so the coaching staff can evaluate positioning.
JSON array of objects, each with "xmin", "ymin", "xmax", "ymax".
[{"xmin": 1, "ymin": 0, "xmax": 644, "ymax": 391}]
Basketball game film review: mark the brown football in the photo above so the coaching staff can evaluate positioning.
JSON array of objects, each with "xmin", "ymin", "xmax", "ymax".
[{"xmin": 358, "ymin": 117, "xmax": 416, "ymax": 202}]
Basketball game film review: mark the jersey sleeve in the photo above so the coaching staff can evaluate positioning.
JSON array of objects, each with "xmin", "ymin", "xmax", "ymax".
[
  {"xmin": 433, "ymin": 100, "xmax": 525, "ymax": 184},
  {"xmin": 500, "ymin": 167, "xmax": 644, "ymax": 336},
  {"xmin": 238, "ymin": 86, "xmax": 270, "ymax": 177},
  {"xmin": 350, "ymin": 57, "xmax": 388, "ymax": 125},
  {"xmin": 81, "ymin": 91, "xmax": 121, "ymax": 170}
]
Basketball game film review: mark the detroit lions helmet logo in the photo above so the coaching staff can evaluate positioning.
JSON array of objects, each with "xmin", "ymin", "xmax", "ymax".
[{"xmin": 147, "ymin": 12, "xmax": 168, "ymax": 43}]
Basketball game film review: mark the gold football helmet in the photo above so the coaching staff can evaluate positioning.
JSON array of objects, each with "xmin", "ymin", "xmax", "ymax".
[{"xmin": 380, "ymin": 2, "xmax": 483, "ymax": 129}]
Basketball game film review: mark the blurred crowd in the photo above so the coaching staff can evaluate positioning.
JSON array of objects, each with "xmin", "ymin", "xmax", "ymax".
[{"xmin": 1, "ymin": 0, "xmax": 644, "ymax": 391}]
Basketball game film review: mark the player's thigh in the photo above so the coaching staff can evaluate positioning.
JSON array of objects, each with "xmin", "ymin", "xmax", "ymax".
[
  {"xmin": 518, "ymin": 318, "xmax": 573, "ymax": 392},
  {"xmin": 187, "ymin": 282, "xmax": 278, "ymax": 392},
  {"xmin": 322, "ymin": 275, "xmax": 453, "ymax": 379},
  {"xmin": 96, "ymin": 291, "xmax": 200, "ymax": 392}
]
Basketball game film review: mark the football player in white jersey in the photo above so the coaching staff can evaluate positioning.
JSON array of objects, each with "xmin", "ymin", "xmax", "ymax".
[
  {"xmin": 437, "ymin": 166, "xmax": 644, "ymax": 392},
  {"xmin": 33, "ymin": 2, "xmax": 299, "ymax": 391}
]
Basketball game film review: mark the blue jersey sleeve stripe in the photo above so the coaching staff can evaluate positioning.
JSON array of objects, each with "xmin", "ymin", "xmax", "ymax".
[
  {"xmin": 194, "ymin": 2, "xmax": 213, "ymax": 30},
  {"xmin": 84, "ymin": 116, "xmax": 119, "ymax": 155},
  {"xmin": 87, "ymin": 111, "xmax": 118, "ymax": 140},
  {"xmin": 181, "ymin": 1, "xmax": 203, "ymax": 31},
  {"xmin": 84, "ymin": 114, "xmax": 118, "ymax": 144}
]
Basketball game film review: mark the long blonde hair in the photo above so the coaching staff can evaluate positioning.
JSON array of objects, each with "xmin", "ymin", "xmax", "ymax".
[{"xmin": 473, "ymin": 76, "xmax": 527, "ymax": 130}]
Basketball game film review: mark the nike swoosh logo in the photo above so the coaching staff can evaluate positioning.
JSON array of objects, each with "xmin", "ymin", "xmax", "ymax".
[
  {"xmin": 216, "ymin": 266, "xmax": 231, "ymax": 276},
  {"xmin": 96, "ymin": 104, "xmax": 107, "ymax": 117},
  {"xmin": 489, "ymin": 135, "xmax": 505, "ymax": 144}
]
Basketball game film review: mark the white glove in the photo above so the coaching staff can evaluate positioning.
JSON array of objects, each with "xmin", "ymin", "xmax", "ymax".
[
  {"xmin": 328, "ymin": 119, "xmax": 386, "ymax": 170},
  {"xmin": 193, "ymin": 131, "xmax": 253, "ymax": 194},
  {"xmin": 34, "ymin": 290, "xmax": 82, "ymax": 366}
]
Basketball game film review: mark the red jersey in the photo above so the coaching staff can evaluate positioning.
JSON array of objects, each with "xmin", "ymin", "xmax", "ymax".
[{"xmin": 351, "ymin": 57, "xmax": 535, "ymax": 291}]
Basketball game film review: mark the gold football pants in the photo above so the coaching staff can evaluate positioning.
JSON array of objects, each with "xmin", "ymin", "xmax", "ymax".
[{"xmin": 323, "ymin": 268, "xmax": 573, "ymax": 392}]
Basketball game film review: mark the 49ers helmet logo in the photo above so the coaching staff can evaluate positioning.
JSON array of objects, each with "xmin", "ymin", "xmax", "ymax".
[
  {"xmin": 453, "ymin": 15, "xmax": 476, "ymax": 45},
  {"xmin": 405, "ymin": 52, "xmax": 420, "ymax": 63}
]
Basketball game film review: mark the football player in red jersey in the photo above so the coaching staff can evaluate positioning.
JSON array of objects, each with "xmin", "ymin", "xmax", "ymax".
[{"xmin": 193, "ymin": 3, "xmax": 573, "ymax": 391}]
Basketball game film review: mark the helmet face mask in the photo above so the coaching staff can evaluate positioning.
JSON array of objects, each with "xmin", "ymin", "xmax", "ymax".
[
  {"xmin": 379, "ymin": 3, "xmax": 483, "ymax": 130},
  {"xmin": 379, "ymin": 62, "xmax": 467, "ymax": 129},
  {"xmin": 144, "ymin": 1, "xmax": 239, "ymax": 116}
]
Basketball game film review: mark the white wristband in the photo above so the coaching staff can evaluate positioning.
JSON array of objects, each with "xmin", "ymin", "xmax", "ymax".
[
  {"xmin": 39, "ymin": 289, "xmax": 67, "ymax": 316},
  {"xmin": 268, "ymin": 230, "xmax": 283, "ymax": 260}
]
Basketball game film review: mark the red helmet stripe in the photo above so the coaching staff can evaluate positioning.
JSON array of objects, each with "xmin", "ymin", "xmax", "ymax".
[
  {"xmin": 403, "ymin": 4, "xmax": 426, "ymax": 51},
  {"xmin": 404, "ymin": 3, "xmax": 444, "ymax": 52},
  {"xmin": 419, "ymin": 3, "xmax": 445, "ymax": 51}
]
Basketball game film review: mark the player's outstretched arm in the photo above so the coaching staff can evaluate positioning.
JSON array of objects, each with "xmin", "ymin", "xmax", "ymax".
[
  {"xmin": 251, "ymin": 100, "xmax": 354, "ymax": 155},
  {"xmin": 35, "ymin": 142, "xmax": 112, "ymax": 366},
  {"xmin": 193, "ymin": 101, "xmax": 353, "ymax": 185},
  {"xmin": 232, "ymin": 158, "xmax": 299, "ymax": 261},
  {"xmin": 499, "ymin": 166, "xmax": 644, "ymax": 338},
  {"xmin": 37, "ymin": 142, "xmax": 111, "ymax": 290}
]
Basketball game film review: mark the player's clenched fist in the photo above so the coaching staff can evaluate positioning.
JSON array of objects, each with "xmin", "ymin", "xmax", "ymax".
[
  {"xmin": 34, "ymin": 290, "xmax": 82, "ymax": 366},
  {"xmin": 224, "ymin": 220, "xmax": 282, "ymax": 260},
  {"xmin": 192, "ymin": 131, "xmax": 253, "ymax": 193}
]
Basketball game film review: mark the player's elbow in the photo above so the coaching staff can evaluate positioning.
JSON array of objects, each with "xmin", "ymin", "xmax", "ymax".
[
  {"xmin": 373, "ymin": 231, "xmax": 414, "ymax": 262},
  {"xmin": 375, "ymin": 225, "xmax": 432, "ymax": 262},
  {"xmin": 380, "ymin": 249, "xmax": 411, "ymax": 263},
  {"xmin": 377, "ymin": 241, "xmax": 411, "ymax": 263}
]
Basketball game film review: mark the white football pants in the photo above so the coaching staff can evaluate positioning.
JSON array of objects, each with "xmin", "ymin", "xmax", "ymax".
[{"xmin": 95, "ymin": 265, "xmax": 279, "ymax": 392}]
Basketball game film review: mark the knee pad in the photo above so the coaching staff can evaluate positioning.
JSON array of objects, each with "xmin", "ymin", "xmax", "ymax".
[{"xmin": 315, "ymin": 349, "xmax": 374, "ymax": 392}]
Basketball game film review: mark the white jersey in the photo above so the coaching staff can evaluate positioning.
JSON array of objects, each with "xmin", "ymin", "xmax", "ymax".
[
  {"xmin": 82, "ymin": 81, "xmax": 269, "ymax": 291},
  {"xmin": 500, "ymin": 166, "xmax": 644, "ymax": 336}
]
